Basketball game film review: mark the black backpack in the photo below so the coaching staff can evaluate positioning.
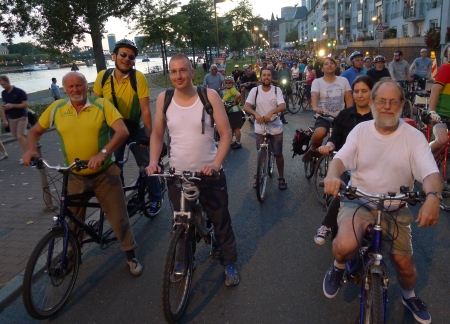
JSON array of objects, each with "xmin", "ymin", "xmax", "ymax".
[
  {"xmin": 292, "ymin": 128, "xmax": 312, "ymax": 157},
  {"xmin": 101, "ymin": 68, "xmax": 138, "ymax": 93},
  {"xmin": 163, "ymin": 87, "xmax": 213, "ymax": 134}
]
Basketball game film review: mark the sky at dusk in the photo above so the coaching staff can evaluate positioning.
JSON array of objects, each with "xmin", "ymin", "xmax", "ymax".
[{"xmin": 0, "ymin": 0, "xmax": 301, "ymax": 48}]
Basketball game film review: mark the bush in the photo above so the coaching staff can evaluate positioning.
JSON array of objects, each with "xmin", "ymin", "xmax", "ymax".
[{"xmin": 424, "ymin": 27, "xmax": 440, "ymax": 49}]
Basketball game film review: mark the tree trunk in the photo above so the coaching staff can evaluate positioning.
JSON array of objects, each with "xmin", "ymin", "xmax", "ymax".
[
  {"xmin": 89, "ymin": 24, "xmax": 106, "ymax": 72},
  {"xmin": 191, "ymin": 43, "xmax": 196, "ymax": 69},
  {"xmin": 163, "ymin": 43, "xmax": 168, "ymax": 74},
  {"xmin": 160, "ymin": 40, "xmax": 166, "ymax": 75}
]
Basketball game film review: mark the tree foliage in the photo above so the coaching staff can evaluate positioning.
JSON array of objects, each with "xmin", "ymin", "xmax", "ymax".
[
  {"xmin": 0, "ymin": 0, "xmax": 141, "ymax": 72},
  {"xmin": 285, "ymin": 26, "xmax": 299, "ymax": 43}
]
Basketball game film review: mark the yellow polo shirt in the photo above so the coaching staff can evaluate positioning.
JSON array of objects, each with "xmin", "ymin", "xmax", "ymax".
[
  {"xmin": 93, "ymin": 69, "xmax": 149, "ymax": 123},
  {"xmin": 38, "ymin": 97, "xmax": 123, "ymax": 175}
]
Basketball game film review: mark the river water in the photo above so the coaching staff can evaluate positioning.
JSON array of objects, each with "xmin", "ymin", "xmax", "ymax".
[{"xmin": 1, "ymin": 57, "xmax": 193, "ymax": 94}]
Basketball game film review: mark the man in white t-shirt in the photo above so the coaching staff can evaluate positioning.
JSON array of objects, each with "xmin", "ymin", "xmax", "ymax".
[
  {"xmin": 243, "ymin": 69, "xmax": 287, "ymax": 190},
  {"xmin": 302, "ymin": 57, "xmax": 353, "ymax": 162},
  {"xmin": 322, "ymin": 79, "xmax": 441, "ymax": 324}
]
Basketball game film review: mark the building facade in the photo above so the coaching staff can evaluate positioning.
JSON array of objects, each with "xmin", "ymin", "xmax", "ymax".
[
  {"xmin": 107, "ymin": 34, "xmax": 116, "ymax": 54},
  {"xmin": 0, "ymin": 45, "xmax": 9, "ymax": 55}
]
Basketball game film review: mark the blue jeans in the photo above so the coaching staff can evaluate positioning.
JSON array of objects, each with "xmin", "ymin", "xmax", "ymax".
[{"xmin": 111, "ymin": 127, "xmax": 162, "ymax": 201}]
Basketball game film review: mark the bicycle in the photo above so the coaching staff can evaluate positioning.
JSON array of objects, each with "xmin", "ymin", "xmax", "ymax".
[
  {"xmin": 293, "ymin": 80, "xmax": 309, "ymax": 112},
  {"xmin": 322, "ymin": 183, "xmax": 449, "ymax": 323},
  {"xmin": 280, "ymin": 79, "xmax": 298, "ymax": 114},
  {"xmin": 255, "ymin": 122, "xmax": 275, "ymax": 202},
  {"xmin": 150, "ymin": 169, "xmax": 221, "ymax": 324},
  {"xmin": 313, "ymin": 114, "xmax": 335, "ymax": 207},
  {"xmin": 303, "ymin": 125, "xmax": 316, "ymax": 180},
  {"xmin": 22, "ymin": 144, "xmax": 167, "ymax": 319},
  {"xmin": 398, "ymin": 80, "xmax": 420, "ymax": 118}
]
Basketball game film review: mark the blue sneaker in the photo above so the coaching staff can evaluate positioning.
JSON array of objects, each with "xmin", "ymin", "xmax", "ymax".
[
  {"xmin": 149, "ymin": 200, "xmax": 162, "ymax": 216},
  {"xmin": 323, "ymin": 264, "xmax": 344, "ymax": 298},
  {"xmin": 224, "ymin": 264, "xmax": 240, "ymax": 286},
  {"xmin": 402, "ymin": 296, "xmax": 431, "ymax": 324}
]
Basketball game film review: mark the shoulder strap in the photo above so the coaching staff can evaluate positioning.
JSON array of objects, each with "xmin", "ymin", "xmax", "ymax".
[
  {"xmin": 129, "ymin": 69, "xmax": 138, "ymax": 94},
  {"xmin": 163, "ymin": 89, "xmax": 175, "ymax": 119},
  {"xmin": 100, "ymin": 68, "xmax": 114, "ymax": 89},
  {"xmin": 197, "ymin": 87, "xmax": 214, "ymax": 134},
  {"xmin": 254, "ymin": 86, "xmax": 259, "ymax": 109}
]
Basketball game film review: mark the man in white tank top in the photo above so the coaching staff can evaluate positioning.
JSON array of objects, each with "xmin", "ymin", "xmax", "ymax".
[
  {"xmin": 322, "ymin": 79, "xmax": 441, "ymax": 323},
  {"xmin": 147, "ymin": 54, "xmax": 240, "ymax": 287}
]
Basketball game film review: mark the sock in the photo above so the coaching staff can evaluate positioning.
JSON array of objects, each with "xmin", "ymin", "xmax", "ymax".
[
  {"xmin": 334, "ymin": 260, "xmax": 346, "ymax": 270},
  {"xmin": 402, "ymin": 289, "xmax": 416, "ymax": 300},
  {"xmin": 126, "ymin": 250, "xmax": 136, "ymax": 261}
]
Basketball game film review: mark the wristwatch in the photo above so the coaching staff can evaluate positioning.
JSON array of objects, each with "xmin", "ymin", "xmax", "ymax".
[
  {"xmin": 426, "ymin": 191, "xmax": 443, "ymax": 202},
  {"xmin": 100, "ymin": 149, "xmax": 109, "ymax": 155}
]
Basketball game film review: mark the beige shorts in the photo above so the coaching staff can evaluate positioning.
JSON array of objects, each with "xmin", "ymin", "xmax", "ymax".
[
  {"xmin": 337, "ymin": 199, "xmax": 413, "ymax": 256},
  {"xmin": 9, "ymin": 116, "xmax": 28, "ymax": 137}
]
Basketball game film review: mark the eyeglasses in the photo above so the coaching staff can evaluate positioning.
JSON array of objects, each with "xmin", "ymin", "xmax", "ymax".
[
  {"xmin": 119, "ymin": 52, "xmax": 136, "ymax": 60},
  {"xmin": 374, "ymin": 99, "xmax": 402, "ymax": 108},
  {"xmin": 169, "ymin": 68, "xmax": 190, "ymax": 75}
]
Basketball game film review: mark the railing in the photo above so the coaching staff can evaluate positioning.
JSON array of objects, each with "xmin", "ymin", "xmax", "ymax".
[
  {"xmin": 426, "ymin": 0, "xmax": 442, "ymax": 10},
  {"xmin": 403, "ymin": 3, "xmax": 425, "ymax": 20},
  {"xmin": 357, "ymin": 3, "xmax": 363, "ymax": 11},
  {"xmin": 347, "ymin": 36, "xmax": 425, "ymax": 48},
  {"xmin": 391, "ymin": 12, "xmax": 400, "ymax": 19}
]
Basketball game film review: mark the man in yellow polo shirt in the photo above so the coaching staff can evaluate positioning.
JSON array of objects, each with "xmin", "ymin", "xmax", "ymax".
[
  {"xmin": 23, "ymin": 72, "xmax": 143, "ymax": 277},
  {"xmin": 93, "ymin": 39, "xmax": 163, "ymax": 216}
]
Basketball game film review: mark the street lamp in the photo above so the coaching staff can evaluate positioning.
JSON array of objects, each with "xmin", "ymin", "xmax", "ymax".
[
  {"xmin": 372, "ymin": 16, "xmax": 377, "ymax": 40},
  {"xmin": 214, "ymin": 0, "xmax": 231, "ymax": 59}
]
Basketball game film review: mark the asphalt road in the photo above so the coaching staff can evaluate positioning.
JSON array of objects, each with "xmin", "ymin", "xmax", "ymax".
[{"xmin": 1, "ymin": 110, "xmax": 450, "ymax": 324}]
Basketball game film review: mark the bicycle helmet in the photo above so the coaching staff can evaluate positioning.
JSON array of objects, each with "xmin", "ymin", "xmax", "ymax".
[
  {"xmin": 349, "ymin": 51, "xmax": 363, "ymax": 61},
  {"xmin": 363, "ymin": 56, "xmax": 371, "ymax": 62},
  {"xmin": 373, "ymin": 55, "xmax": 386, "ymax": 63},
  {"xmin": 113, "ymin": 39, "xmax": 138, "ymax": 56},
  {"xmin": 224, "ymin": 76, "xmax": 234, "ymax": 82}
]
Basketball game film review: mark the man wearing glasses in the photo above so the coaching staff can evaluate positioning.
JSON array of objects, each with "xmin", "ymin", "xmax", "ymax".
[
  {"xmin": 410, "ymin": 49, "xmax": 432, "ymax": 90},
  {"xmin": 93, "ymin": 39, "xmax": 163, "ymax": 216}
]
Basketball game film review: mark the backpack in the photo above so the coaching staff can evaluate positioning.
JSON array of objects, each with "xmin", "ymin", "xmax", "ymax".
[
  {"xmin": 253, "ymin": 85, "xmax": 277, "ymax": 109},
  {"xmin": 163, "ymin": 87, "xmax": 213, "ymax": 134},
  {"xmin": 292, "ymin": 128, "xmax": 312, "ymax": 157},
  {"xmin": 100, "ymin": 68, "xmax": 138, "ymax": 94}
]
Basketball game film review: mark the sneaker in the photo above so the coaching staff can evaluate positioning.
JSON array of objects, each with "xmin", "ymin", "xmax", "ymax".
[
  {"xmin": 281, "ymin": 119, "xmax": 288, "ymax": 124},
  {"xmin": 127, "ymin": 258, "xmax": 143, "ymax": 277},
  {"xmin": 402, "ymin": 296, "xmax": 431, "ymax": 324},
  {"xmin": 231, "ymin": 142, "xmax": 242, "ymax": 150},
  {"xmin": 149, "ymin": 200, "xmax": 162, "ymax": 216},
  {"xmin": 302, "ymin": 149, "xmax": 315, "ymax": 163},
  {"xmin": 0, "ymin": 154, "xmax": 8, "ymax": 161},
  {"xmin": 170, "ymin": 261, "xmax": 196, "ymax": 283},
  {"xmin": 314, "ymin": 225, "xmax": 331, "ymax": 245},
  {"xmin": 224, "ymin": 264, "xmax": 240, "ymax": 286},
  {"xmin": 19, "ymin": 158, "xmax": 23, "ymax": 165},
  {"xmin": 323, "ymin": 263, "xmax": 344, "ymax": 298}
]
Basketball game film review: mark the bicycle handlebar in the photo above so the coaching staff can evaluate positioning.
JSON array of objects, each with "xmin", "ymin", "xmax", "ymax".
[
  {"xmin": 30, "ymin": 157, "xmax": 89, "ymax": 172},
  {"xmin": 149, "ymin": 167, "xmax": 220, "ymax": 181}
]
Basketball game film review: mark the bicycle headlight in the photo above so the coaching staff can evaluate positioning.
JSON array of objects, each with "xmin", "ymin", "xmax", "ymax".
[{"xmin": 282, "ymin": 79, "xmax": 287, "ymax": 85}]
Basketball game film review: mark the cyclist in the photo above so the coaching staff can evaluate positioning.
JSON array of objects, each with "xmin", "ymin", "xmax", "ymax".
[
  {"xmin": 322, "ymin": 78, "xmax": 441, "ymax": 324},
  {"xmin": 409, "ymin": 48, "xmax": 432, "ymax": 90},
  {"xmin": 243, "ymin": 68, "xmax": 288, "ymax": 190},
  {"xmin": 93, "ymin": 39, "xmax": 163, "ymax": 216},
  {"xmin": 223, "ymin": 76, "xmax": 243, "ymax": 149},
  {"xmin": 302, "ymin": 57, "xmax": 353, "ymax": 163},
  {"xmin": 314, "ymin": 75, "xmax": 374, "ymax": 244},
  {"xmin": 203, "ymin": 64, "xmax": 224, "ymax": 95},
  {"xmin": 291, "ymin": 63, "xmax": 300, "ymax": 92},
  {"xmin": 366, "ymin": 55, "xmax": 391, "ymax": 83},
  {"xmin": 362, "ymin": 56, "xmax": 372, "ymax": 73},
  {"xmin": 341, "ymin": 51, "xmax": 365, "ymax": 86},
  {"xmin": 147, "ymin": 54, "xmax": 240, "ymax": 286},
  {"xmin": 231, "ymin": 64, "xmax": 243, "ymax": 83},
  {"xmin": 428, "ymin": 44, "xmax": 450, "ymax": 155},
  {"xmin": 23, "ymin": 72, "xmax": 143, "ymax": 276},
  {"xmin": 278, "ymin": 60, "xmax": 295, "ymax": 108},
  {"xmin": 389, "ymin": 50, "xmax": 412, "ymax": 82},
  {"xmin": 240, "ymin": 66, "xmax": 258, "ymax": 103}
]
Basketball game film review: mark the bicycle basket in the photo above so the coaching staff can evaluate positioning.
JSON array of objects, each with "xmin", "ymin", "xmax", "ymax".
[{"xmin": 292, "ymin": 128, "xmax": 312, "ymax": 157}]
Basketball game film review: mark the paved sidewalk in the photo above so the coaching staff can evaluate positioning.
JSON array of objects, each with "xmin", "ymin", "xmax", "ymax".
[{"xmin": 0, "ymin": 78, "xmax": 169, "ymax": 309}]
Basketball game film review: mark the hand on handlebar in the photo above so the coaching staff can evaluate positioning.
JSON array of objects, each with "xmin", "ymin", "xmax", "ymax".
[
  {"xmin": 324, "ymin": 175, "xmax": 345, "ymax": 197},
  {"xmin": 146, "ymin": 163, "xmax": 162, "ymax": 175},
  {"xmin": 88, "ymin": 154, "xmax": 106, "ymax": 170},
  {"xmin": 416, "ymin": 197, "xmax": 440, "ymax": 228},
  {"xmin": 430, "ymin": 111, "xmax": 441, "ymax": 123},
  {"xmin": 22, "ymin": 150, "xmax": 40, "ymax": 166},
  {"xmin": 199, "ymin": 163, "xmax": 219, "ymax": 177},
  {"xmin": 318, "ymin": 145, "xmax": 334, "ymax": 156},
  {"xmin": 313, "ymin": 107, "xmax": 323, "ymax": 115},
  {"xmin": 254, "ymin": 112, "xmax": 264, "ymax": 124}
]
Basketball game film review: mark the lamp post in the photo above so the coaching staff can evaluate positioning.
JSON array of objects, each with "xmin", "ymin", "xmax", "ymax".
[{"xmin": 214, "ymin": 0, "xmax": 230, "ymax": 59}]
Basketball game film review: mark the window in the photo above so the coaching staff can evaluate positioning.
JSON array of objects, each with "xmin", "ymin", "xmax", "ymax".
[
  {"xmin": 385, "ymin": 4, "xmax": 389, "ymax": 23},
  {"xmin": 430, "ymin": 20, "xmax": 438, "ymax": 29},
  {"xmin": 403, "ymin": 24, "xmax": 409, "ymax": 37}
]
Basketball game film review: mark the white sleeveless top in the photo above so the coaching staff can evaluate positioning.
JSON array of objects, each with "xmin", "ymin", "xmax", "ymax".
[{"xmin": 166, "ymin": 95, "xmax": 217, "ymax": 172}]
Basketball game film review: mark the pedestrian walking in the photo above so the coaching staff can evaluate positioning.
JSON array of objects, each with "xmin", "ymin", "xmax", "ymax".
[{"xmin": 50, "ymin": 77, "xmax": 61, "ymax": 101}]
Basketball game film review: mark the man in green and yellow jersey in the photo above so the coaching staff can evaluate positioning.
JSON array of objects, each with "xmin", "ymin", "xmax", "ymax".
[
  {"xmin": 93, "ymin": 39, "xmax": 163, "ymax": 216},
  {"xmin": 23, "ymin": 72, "xmax": 143, "ymax": 277}
]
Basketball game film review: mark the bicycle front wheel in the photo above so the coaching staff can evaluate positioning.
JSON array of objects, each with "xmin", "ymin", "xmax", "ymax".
[
  {"xmin": 287, "ymin": 100, "xmax": 300, "ymax": 114},
  {"xmin": 363, "ymin": 273, "xmax": 384, "ymax": 324},
  {"xmin": 268, "ymin": 152, "xmax": 274, "ymax": 177},
  {"xmin": 256, "ymin": 148, "xmax": 268, "ymax": 202},
  {"xmin": 23, "ymin": 228, "xmax": 80, "ymax": 320},
  {"xmin": 314, "ymin": 155, "xmax": 332, "ymax": 206},
  {"xmin": 436, "ymin": 155, "xmax": 450, "ymax": 209},
  {"xmin": 162, "ymin": 226, "xmax": 194, "ymax": 324}
]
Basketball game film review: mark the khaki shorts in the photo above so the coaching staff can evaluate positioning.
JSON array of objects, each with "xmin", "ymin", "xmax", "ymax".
[
  {"xmin": 337, "ymin": 199, "xmax": 413, "ymax": 256},
  {"xmin": 255, "ymin": 132, "xmax": 283, "ymax": 156},
  {"xmin": 9, "ymin": 116, "xmax": 28, "ymax": 137}
]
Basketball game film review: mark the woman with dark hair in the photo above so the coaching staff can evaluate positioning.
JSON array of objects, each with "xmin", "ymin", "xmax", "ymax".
[{"xmin": 314, "ymin": 75, "xmax": 375, "ymax": 245}]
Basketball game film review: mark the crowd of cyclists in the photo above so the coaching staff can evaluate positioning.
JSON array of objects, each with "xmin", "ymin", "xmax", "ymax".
[{"xmin": 16, "ymin": 37, "xmax": 450, "ymax": 322}]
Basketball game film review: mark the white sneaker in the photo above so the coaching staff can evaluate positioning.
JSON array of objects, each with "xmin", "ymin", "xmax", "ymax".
[
  {"xmin": 19, "ymin": 158, "xmax": 23, "ymax": 165},
  {"xmin": 314, "ymin": 225, "xmax": 331, "ymax": 245},
  {"xmin": 0, "ymin": 154, "xmax": 8, "ymax": 161},
  {"xmin": 127, "ymin": 258, "xmax": 143, "ymax": 276}
]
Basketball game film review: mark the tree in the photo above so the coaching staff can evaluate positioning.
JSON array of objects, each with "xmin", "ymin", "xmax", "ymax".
[
  {"xmin": 285, "ymin": 26, "xmax": 299, "ymax": 43},
  {"xmin": 130, "ymin": 0, "xmax": 181, "ymax": 75},
  {"xmin": 0, "ymin": 0, "xmax": 141, "ymax": 72}
]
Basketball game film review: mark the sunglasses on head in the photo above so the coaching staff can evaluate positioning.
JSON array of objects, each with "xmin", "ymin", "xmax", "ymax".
[{"xmin": 119, "ymin": 52, "xmax": 136, "ymax": 60}]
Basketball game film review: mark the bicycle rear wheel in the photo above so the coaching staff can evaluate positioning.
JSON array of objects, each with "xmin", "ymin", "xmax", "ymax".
[
  {"xmin": 437, "ymin": 155, "xmax": 450, "ymax": 209},
  {"xmin": 314, "ymin": 155, "xmax": 332, "ymax": 206},
  {"xmin": 256, "ymin": 148, "xmax": 268, "ymax": 202},
  {"xmin": 363, "ymin": 273, "xmax": 384, "ymax": 324},
  {"xmin": 162, "ymin": 226, "xmax": 194, "ymax": 324},
  {"xmin": 23, "ymin": 228, "xmax": 80, "ymax": 320}
]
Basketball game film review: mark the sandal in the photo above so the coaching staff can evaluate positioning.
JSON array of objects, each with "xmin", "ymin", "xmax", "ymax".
[{"xmin": 278, "ymin": 178, "xmax": 287, "ymax": 190}]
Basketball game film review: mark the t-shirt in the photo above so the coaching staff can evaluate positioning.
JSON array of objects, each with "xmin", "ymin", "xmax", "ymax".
[
  {"xmin": 306, "ymin": 70, "xmax": 315, "ymax": 85},
  {"xmin": 341, "ymin": 67, "xmax": 364, "ymax": 87},
  {"xmin": 366, "ymin": 67, "xmax": 391, "ymax": 83},
  {"xmin": 389, "ymin": 60, "xmax": 409, "ymax": 81},
  {"xmin": 203, "ymin": 73, "xmax": 224, "ymax": 93},
  {"xmin": 50, "ymin": 83, "xmax": 61, "ymax": 98},
  {"xmin": 38, "ymin": 97, "xmax": 123, "ymax": 176},
  {"xmin": 222, "ymin": 87, "xmax": 241, "ymax": 112},
  {"xmin": 291, "ymin": 67, "xmax": 300, "ymax": 79},
  {"xmin": 412, "ymin": 57, "xmax": 432, "ymax": 78},
  {"xmin": 93, "ymin": 69, "xmax": 149, "ymax": 123},
  {"xmin": 232, "ymin": 70, "xmax": 243, "ymax": 82},
  {"xmin": 278, "ymin": 68, "xmax": 292, "ymax": 82},
  {"xmin": 240, "ymin": 73, "xmax": 258, "ymax": 90},
  {"xmin": 434, "ymin": 62, "xmax": 450, "ymax": 117},
  {"xmin": 246, "ymin": 85, "xmax": 284, "ymax": 135},
  {"xmin": 1, "ymin": 86, "xmax": 28, "ymax": 119},
  {"xmin": 311, "ymin": 76, "xmax": 351, "ymax": 117},
  {"xmin": 299, "ymin": 63, "xmax": 306, "ymax": 74},
  {"xmin": 336, "ymin": 119, "xmax": 438, "ymax": 208}
]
